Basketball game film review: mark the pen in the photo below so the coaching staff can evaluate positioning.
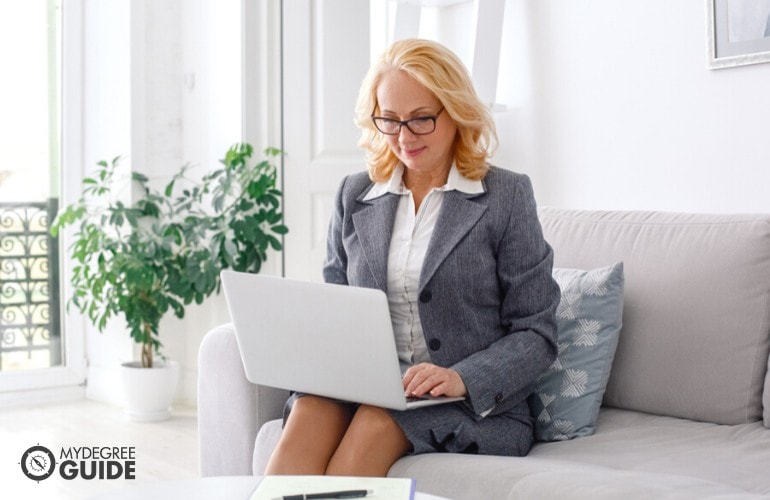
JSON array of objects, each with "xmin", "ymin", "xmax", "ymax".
[{"xmin": 281, "ymin": 489, "xmax": 371, "ymax": 500}]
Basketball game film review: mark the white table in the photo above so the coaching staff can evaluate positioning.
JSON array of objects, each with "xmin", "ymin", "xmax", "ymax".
[{"xmin": 89, "ymin": 475, "xmax": 450, "ymax": 500}]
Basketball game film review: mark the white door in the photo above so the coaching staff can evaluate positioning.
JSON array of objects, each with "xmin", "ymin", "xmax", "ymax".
[{"xmin": 280, "ymin": 0, "xmax": 371, "ymax": 281}]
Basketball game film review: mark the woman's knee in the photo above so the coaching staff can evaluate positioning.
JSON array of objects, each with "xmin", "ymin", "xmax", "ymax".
[
  {"xmin": 325, "ymin": 406, "xmax": 411, "ymax": 476},
  {"xmin": 266, "ymin": 397, "xmax": 354, "ymax": 475}
]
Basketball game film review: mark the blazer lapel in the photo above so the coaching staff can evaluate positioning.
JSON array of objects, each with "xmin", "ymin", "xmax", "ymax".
[
  {"xmin": 420, "ymin": 190, "xmax": 487, "ymax": 289},
  {"xmin": 351, "ymin": 193, "xmax": 399, "ymax": 292}
]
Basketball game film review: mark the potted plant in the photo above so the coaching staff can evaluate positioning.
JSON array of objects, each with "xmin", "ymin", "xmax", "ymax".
[{"xmin": 51, "ymin": 143, "xmax": 286, "ymax": 420}]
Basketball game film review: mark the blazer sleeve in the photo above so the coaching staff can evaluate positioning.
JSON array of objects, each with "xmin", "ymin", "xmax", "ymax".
[
  {"xmin": 451, "ymin": 174, "xmax": 560, "ymax": 417},
  {"xmin": 322, "ymin": 175, "xmax": 350, "ymax": 286}
]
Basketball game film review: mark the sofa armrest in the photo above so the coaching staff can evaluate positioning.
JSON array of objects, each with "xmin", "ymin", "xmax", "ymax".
[{"xmin": 198, "ymin": 323, "xmax": 289, "ymax": 476}]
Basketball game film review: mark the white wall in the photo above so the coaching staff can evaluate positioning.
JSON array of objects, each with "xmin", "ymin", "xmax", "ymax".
[
  {"xmin": 497, "ymin": 0, "xmax": 770, "ymax": 213},
  {"xmin": 80, "ymin": 0, "xmax": 138, "ymax": 405},
  {"xmin": 377, "ymin": 0, "xmax": 770, "ymax": 213},
  {"xmin": 165, "ymin": 0, "xmax": 242, "ymax": 408}
]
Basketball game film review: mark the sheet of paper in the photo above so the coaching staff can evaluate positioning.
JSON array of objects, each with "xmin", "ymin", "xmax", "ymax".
[{"xmin": 249, "ymin": 475, "xmax": 415, "ymax": 500}]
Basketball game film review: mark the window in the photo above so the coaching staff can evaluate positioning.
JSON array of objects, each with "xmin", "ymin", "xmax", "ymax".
[
  {"xmin": 0, "ymin": 0, "xmax": 63, "ymax": 373},
  {"xmin": 0, "ymin": 0, "xmax": 86, "ymax": 404}
]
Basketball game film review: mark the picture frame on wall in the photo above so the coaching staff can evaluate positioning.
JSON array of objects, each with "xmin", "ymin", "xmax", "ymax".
[{"xmin": 707, "ymin": 0, "xmax": 770, "ymax": 69}]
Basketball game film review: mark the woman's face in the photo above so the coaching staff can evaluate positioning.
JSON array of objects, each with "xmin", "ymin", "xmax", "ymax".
[{"xmin": 375, "ymin": 70, "xmax": 457, "ymax": 181}]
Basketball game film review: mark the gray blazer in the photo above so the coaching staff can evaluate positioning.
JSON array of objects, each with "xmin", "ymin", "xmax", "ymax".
[{"xmin": 323, "ymin": 167, "xmax": 560, "ymax": 419}]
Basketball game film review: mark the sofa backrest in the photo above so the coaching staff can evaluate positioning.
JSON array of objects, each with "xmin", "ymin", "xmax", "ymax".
[{"xmin": 539, "ymin": 208, "xmax": 770, "ymax": 426}]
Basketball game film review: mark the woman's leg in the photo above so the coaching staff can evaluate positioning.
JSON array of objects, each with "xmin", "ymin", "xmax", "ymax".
[
  {"xmin": 325, "ymin": 405, "xmax": 411, "ymax": 477},
  {"xmin": 264, "ymin": 395, "xmax": 354, "ymax": 475}
]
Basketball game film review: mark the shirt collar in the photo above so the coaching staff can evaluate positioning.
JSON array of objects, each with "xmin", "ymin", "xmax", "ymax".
[{"xmin": 363, "ymin": 163, "xmax": 484, "ymax": 201}]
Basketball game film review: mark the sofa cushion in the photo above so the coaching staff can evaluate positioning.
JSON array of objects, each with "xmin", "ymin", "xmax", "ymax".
[
  {"xmin": 253, "ymin": 418, "xmax": 283, "ymax": 475},
  {"xmin": 530, "ymin": 408, "xmax": 770, "ymax": 495},
  {"xmin": 539, "ymin": 208, "xmax": 770, "ymax": 425},
  {"xmin": 529, "ymin": 263, "xmax": 624, "ymax": 441},
  {"xmin": 386, "ymin": 408, "xmax": 770, "ymax": 500}
]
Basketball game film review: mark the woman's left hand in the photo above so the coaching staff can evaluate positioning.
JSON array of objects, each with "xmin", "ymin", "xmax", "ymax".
[{"xmin": 402, "ymin": 363, "xmax": 467, "ymax": 398}]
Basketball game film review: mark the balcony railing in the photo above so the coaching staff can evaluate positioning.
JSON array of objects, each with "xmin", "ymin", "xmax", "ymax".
[{"xmin": 0, "ymin": 199, "xmax": 61, "ymax": 371}]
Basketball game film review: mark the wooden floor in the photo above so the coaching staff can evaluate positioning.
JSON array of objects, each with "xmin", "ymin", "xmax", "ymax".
[{"xmin": 1, "ymin": 399, "xmax": 198, "ymax": 500}]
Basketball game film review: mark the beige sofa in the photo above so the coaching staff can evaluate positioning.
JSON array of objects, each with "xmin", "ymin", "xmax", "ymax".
[{"xmin": 199, "ymin": 208, "xmax": 770, "ymax": 499}]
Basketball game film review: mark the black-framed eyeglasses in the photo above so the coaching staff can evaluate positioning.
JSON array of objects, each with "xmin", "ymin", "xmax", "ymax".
[{"xmin": 371, "ymin": 107, "xmax": 444, "ymax": 135}]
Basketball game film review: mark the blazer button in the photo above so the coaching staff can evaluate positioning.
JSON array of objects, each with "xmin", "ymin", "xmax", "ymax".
[
  {"xmin": 429, "ymin": 339, "xmax": 441, "ymax": 351},
  {"xmin": 419, "ymin": 290, "xmax": 432, "ymax": 303},
  {"xmin": 495, "ymin": 393, "xmax": 504, "ymax": 404}
]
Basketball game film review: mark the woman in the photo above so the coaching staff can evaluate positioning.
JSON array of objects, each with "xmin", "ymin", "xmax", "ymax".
[{"xmin": 265, "ymin": 38, "xmax": 560, "ymax": 477}]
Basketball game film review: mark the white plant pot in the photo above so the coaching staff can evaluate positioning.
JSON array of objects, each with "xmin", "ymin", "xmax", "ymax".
[{"xmin": 120, "ymin": 360, "xmax": 179, "ymax": 422}]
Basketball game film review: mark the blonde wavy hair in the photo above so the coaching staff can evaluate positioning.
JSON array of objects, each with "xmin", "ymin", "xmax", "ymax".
[{"xmin": 355, "ymin": 38, "xmax": 498, "ymax": 182}]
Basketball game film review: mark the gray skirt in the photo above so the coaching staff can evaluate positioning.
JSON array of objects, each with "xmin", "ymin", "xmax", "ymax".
[{"xmin": 283, "ymin": 393, "xmax": 535, "ymax": 457}]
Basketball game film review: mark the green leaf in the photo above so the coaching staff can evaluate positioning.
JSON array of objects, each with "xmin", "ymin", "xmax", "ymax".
[
  {"xmin": 213, "ymin": 194, "xmax": 224, "ymax": 213},
  {"xmin": 267, "ymin": 211, "xmax": 282, "ymax": 224},
  {"xmin": 267, "ymin": 235, "xmax": 282, "ymax": 251}
]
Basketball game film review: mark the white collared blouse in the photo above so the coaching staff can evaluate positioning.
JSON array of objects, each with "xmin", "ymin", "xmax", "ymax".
[{"xmin": 363, "ymin": 163, "xmax": 484, "ymax": 367}]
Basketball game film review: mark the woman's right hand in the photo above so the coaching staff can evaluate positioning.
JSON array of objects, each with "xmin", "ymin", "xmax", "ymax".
[{"xmin": 402, "ymin": 363, "xmax": 467, "ymax": 398}]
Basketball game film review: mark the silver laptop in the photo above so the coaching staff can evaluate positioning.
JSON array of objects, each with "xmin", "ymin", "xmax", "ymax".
[{"xmin": 220, "ymin": 270, "xmax": 464, "ymax": 411}]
